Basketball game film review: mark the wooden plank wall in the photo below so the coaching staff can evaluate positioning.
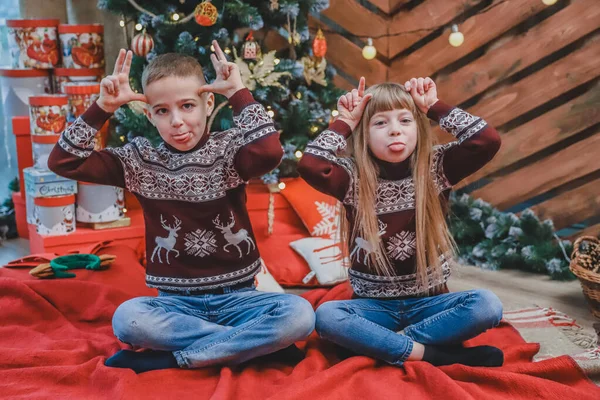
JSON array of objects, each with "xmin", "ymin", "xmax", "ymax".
[{"xmin": 316, "ymin": 0, "xmax": 600, "ymax": 239}]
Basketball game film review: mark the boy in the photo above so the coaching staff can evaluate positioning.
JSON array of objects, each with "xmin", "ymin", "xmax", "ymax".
[{"xmin": 48, "ymin": 42, "xmax": 315, "ymax": 373}]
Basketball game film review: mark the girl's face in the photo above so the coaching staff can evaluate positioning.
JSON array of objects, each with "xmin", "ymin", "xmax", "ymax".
[{"xmin": 367, "ymin": 108, "xmax": 418, "ymax": 163}]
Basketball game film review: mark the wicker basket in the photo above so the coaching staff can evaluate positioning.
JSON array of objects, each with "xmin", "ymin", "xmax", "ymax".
[{"xmin": 570, "ymin": 236, "xmax": 600, "ymax": 319}]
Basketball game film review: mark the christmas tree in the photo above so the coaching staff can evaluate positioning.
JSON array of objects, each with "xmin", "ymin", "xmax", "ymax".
[{"xmin": 98, "ymin": 0, "xmax": 342, "ymax": 183}]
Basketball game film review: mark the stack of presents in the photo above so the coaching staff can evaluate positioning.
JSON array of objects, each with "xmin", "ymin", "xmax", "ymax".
[
  {"xmin": 3, "ymin": 19, "xmax": 144, "ymax": 254},
  {"xmin": 3, "ymin": 19, "xmax": 349, "ymax": 291}
]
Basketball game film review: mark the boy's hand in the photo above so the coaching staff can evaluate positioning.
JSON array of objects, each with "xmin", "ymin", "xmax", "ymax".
[
  {"xmin": 97, "ymin": 49, "xmax": 147, "ymax": 113},
  {"xmin": 404, "ymin": 77, "xmax": 438, "ymax": 114},
  {"xmin": 199, "ymin": 40, "xmax": 245, "ymax": 99},
  {"xmin": 336, "ymin": 76, "xmax": 372, "ymax": 131}
]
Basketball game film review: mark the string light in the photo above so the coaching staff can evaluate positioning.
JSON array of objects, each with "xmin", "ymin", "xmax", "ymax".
[
  {"xmin": 172, "ymin": 13, "xmax": 180, "ymax": 21},
  {"xmin": 119, "ymin": 20, "xmax": 125, "ymax": 27},
  {"xmin": 135, "ymin": 23, "xmax": 143, "ymax": 31},
  {"xmin": 278, "ymin": 182, "xmax": 286, "ymax": 190},
  {"xmin": 448, "ymin": 24, "xmax": 464, "ymax": 47},
  {"xmin": 542, "ymin": 0, "xmax": 557, "ymax": 4},
  {"xmin": 331, "ymin": 110, "xmax": 339, "ymax": 117},
  {"xmin": 122, "ymin": 208, "xmax": 128, "ymax": 213},
  {"xmin": 296, "ymin": 92, "xmax": 302, "ymax": 99},
  {"xmin": 210, "ymin": 44, "xmax": 215, "ymax": 52},
  {"xmin": 274, "ymin": 58, "xmax": 280, "ymax": 65},
  {"xmin": 224, "ymin": 48, "xmax": 231, "ymax": 54},
  {"xmin": 267, "ymin": 110, "xmax": 275, "ymax": 118},
  {"xmin": 295, "ymin": 150, "xmax": 303, "ymax": 159},
  {"xmin": 362, "ymin": 38, "xmax": 376, "ymax": 60},
  {"xmin": 310, "ymin": 126, "xmax": 319, "ymax": 133}
]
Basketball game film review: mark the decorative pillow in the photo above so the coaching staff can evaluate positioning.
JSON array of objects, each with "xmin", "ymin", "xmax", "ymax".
[
  {"xmin": 279, "ymin": 178, "xmax": 341, "ymax": 240},
  {"xmin": 254, "ymin": 260, "xmax": 285, "ymax": 293},
  {"xmin": 289, "ymin": 237, "xmax": 349, "ymax": 286}
]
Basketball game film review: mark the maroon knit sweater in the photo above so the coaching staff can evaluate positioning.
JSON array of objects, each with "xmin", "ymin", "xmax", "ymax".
[
  {"xmin": 297, "ymin": 100, "xmax": 501, "ymax": 298},
  {"xmin": 48, "ymin": 89, "xmax": 283, "ymax": 292}
]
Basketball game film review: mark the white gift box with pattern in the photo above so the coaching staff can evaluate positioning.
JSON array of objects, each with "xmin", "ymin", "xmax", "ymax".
[{"xmin": 76, "ymin": 182, "xmax": 124, "ymax": 223}]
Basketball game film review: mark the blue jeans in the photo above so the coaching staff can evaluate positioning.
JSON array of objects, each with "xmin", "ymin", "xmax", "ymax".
[
  {"xmin": 315, "ymin": 289, "xmax": 503, "ymax": 366},
  {"xmin": 112, "ymin": 286, "xmax": 315, "ymax": 368}
]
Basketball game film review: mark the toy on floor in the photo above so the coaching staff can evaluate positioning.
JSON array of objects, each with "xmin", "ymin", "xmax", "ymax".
[{"xmin": 29, "ymin": 253, "xmax": 116, "ymax": 278}]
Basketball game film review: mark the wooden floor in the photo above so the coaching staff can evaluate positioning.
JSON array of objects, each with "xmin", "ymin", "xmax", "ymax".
[{"xmin": 1, "ymin": 238, "xmax": 597, "ymax": 331}]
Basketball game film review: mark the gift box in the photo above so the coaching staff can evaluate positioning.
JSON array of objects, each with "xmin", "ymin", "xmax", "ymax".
[
  {"xmin": 28, "ymin": 208, "xmax": 145, "ymax": 254},
  {"xmin": 65, "ymin": 82, "xmax": 100, "ymax": 123},
  {"xmin": 12, "ymin": 191, "xmax": 28, "ymax": 239},
  {"xmin": 28, "ymin": 94, "xmax": 68, "ymax": 135},
  {"xmin": 6, "ymin": 19, "xmax": 60, "ymax": 69},
  {"xmin": 12, "ymin": 116, "xmax": 33, "ymax": 198},
  {"xmin": 53, "ymin": 67, "xmax": 103, "ymax": 94},
  {"xmin": 33, "ymin": 194, "xmax": 76, "ymax": 236},
  {"xmin": 76, "ymin": 182, "xmax": 124, "ymax": 223},
  {"xmin": 58, "ymin": 24, "xmax": 104, "ymax": 69},
  {"xmin": 0, "ymin": 68, "xmax": 51, "ymax": 120},
  {"xmin": 31, "ymin": 133, "xmax": 60, "ymax": 171},
  {"xmin": 24, "ymin": 167, "xmax": 77, "ymax": 198}
]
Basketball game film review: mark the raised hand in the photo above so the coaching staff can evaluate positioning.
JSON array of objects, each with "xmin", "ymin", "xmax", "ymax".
[
  {"xmin": 198, "ymin": 40, "xmax": 245, "ymax": 99},
  {"xmin": 404, "ymin": 77, "xmax": 438, "ymax": 114},
  {"xmin": 97, "ymin": 49, "xmax": 147, "ymax": 113},
  {"xmin": 336, "ymin": 76, "xmax": 373, "ymax": 131}
]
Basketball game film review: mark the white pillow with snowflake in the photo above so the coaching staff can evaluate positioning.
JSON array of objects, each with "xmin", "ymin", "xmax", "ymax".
[
  {"xmin": 289, "ymin": 237, "xmax": 349, "ymax": 286},
  {"xmin": 255, "ymin": 260, "xmax": 285, "ymax": 293}
]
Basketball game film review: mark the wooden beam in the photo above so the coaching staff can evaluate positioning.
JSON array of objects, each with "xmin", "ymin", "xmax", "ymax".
[
  {"xmin": 366, "ymin": 0, "xmax": 410, "ymax": 15},
  {"xmin": 308, "ymin": 17, "xmax": 388, "ymax": 84},
  {"xmin": 388, "ymin": 0, "xmax": 484, "ymax": 59},
  {"xmin": 389, "ymin": 0, "xmax": 546, "ymax": 83},
  {"xmin": 529, "ymin": 179, "xmax": 600, "ymax": 230},
  {"xmin": 469, "ymin": 129, "xmax": 600, "ymax": 210},
  {"xmin": 456, "ymin": 84, "xmax": 600, "ymax": 189},
  {"xmin": 333, "ymin": 74, "xmax": 356, "ymax": 91},
  {"xmin": 321, "ymin": 0, "xmax": 390, "ymax": 58},
  {"xmin": 568, "ymin": 223, "xmax": 600, "ymax": 240},
  {"xmin": 435, "ymin": 0, "xmax": 600, "ymax": 106},
  {"xmin": 450, "ymin": 34, "xmax": 600, "ymax": 131}
]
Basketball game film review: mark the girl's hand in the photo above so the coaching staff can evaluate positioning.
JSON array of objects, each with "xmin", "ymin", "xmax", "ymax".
[
  {"xmin": 198, "ymin": 40, "xmax": 245, "ymax": 99},
  {"xmin": 404, "ymin": 77, "xmax": 438, "ymax": 114},
  {"xmin": 97, "ymin": 49, "xmax": 148, "ymax": 113},
  {"xmin": 336, "ymin": 76, "xmax": 373, "ymax": 131}
]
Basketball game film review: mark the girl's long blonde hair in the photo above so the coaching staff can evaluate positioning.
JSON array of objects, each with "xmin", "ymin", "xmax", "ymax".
[{"xmin": 341, "ymin": 83, "xmax": 455, "ymax": 292}]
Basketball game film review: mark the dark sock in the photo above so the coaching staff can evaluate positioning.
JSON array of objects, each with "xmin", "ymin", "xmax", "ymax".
[
  {"xmin": 105, "ymin": 350, "xmax": 179, "ymax": 374},
  {"xmin": 252, "ymin": 344, "xmax": 306, "ymax": 365},
  {"xmin": 422, "ymin": 345, "xmax": 504, "ymax": 367}
]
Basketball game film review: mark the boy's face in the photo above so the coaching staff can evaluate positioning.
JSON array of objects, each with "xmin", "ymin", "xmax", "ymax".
[{"xmin": 144, "ymin": 75, "xmax": 215, "ymax": 152}]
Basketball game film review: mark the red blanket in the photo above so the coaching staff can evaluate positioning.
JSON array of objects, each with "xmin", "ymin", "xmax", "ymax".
[{"xmin": 1, "ymin": 244, "xmax": 598, "ymax": 399}]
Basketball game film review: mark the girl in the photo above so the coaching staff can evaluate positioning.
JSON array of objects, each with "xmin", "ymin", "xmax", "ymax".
[{"xmin": 297, "ymin": 77, "xmax": 503, "ymax": 367}]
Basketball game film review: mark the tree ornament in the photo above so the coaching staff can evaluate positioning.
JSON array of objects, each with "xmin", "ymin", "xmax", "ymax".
[
  {"xmin": 194, "ymin": 1, "xmax": 218, "ymax": 27},
  {"xmin": 131, "ymin": 30, "xmax": 154, "ymax": 57},
  {"xmin": 233, "ymin": 48, "xmax": 291, "ymax": 90},
  {"xmin": 241, "ymin": 31, "xmax": 261, "ymax": 61},
  {"xmin": 301, "ymin": 56, "xmax": 327, "ymax": 86},
  {"xmin": 313, "ymin": 29, "xmax": 327, "ymax": 59}
]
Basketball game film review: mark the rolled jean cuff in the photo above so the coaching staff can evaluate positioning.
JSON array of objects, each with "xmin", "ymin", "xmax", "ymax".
[
  {"xmin": 392, "ymin": 337, "xmax": 414, "ymax": 366},
  {"xmin": 173, "ymin": 351, "xmax": 188, "ymax": 368}
]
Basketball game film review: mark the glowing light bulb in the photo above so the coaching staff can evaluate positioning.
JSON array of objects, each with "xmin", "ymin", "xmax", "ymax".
[
  {"xmin": 295, "ymin": 150, "xmax": 303, "ymax": 158},
  {"xmin": 362, "ymin": 38, "xmax": 376, "ymax": 60},
  {"xmin": 542, "ymin": 0, "xmax": 557, "ymax": 5},
  {"xmin": 135, "ymin": 23, "xmax": 143, "ymax": 31},
  {"xmin": 448, "ymin": 24, "xmax": 464, "ymax": 47},
  {"xmin": 172, "ymin": 13, "xmax": 180, "ymax": 21},
  {"xmin": 119, "ymin": 20, "xmax": 125, "ymax": 27},
  {"xmin": 278, "ymin": 182, "xmax": 286, "ymax": 190},
  {"xmin": 331, "ymin": 110, "xmax": 339, "ymax": 117}
]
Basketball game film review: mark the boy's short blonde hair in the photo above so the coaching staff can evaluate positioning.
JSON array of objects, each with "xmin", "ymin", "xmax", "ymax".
[{"xmin": 141, "ymin": 53, "xmax": 206, "ymax": 91}]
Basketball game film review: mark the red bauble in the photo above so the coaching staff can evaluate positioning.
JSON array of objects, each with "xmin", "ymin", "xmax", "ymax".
[
  {"xmin": 313, "ymin": 29, "xmax": 327, "ymax": 58},
  {"xmin": 195, "ymin": 1, "xmax": 218, "ymax": 27},
  {"xmin": 131, "ymin": 31, "xmax": 154, "ymax": 57}
]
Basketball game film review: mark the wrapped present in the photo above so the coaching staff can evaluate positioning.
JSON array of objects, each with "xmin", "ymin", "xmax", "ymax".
[
  {"xmin": 31, "ymin": 134, "xmax": 60, "ymax": 171},
  {"xmin": 65, "ymin": 82, "xmax": 100, "ymax": 123},
  {"xmin": 33, "ymin": 194, "xmax": 76, "ymax": 236},
  {"xmin": 11, "ymin": 116, "xmax": 33, "ymax": 198},
  {"xmin": 58, "ymin": 24, "xmax": 104, "ymax": 69},
  {"xmin": 53, "ymin": 67, "xmax": 103, "ymax": 94},
  {"xmin": 28, "ymin": 94, "xmax": 68, "ymax": 135},
  {"xmin": 76, "ymin": 182, "xmax": 124, "ymax": 223},
  {"xmin": 6, "ymin": 19, "xmax": 60, "ymax": 69},
  {"xmin": 0, "ymin": 68, "xmax": 51, "ymax": 119},
  {"xmin": 24, "ymin": 167, "xmax": 77, "ymax": 198}
]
